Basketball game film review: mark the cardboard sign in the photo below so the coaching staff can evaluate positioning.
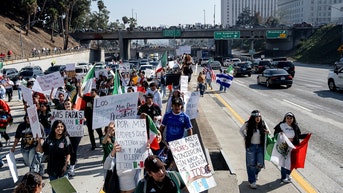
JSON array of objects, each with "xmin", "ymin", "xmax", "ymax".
[
  {"xmin": 51, "ymin": 110, "xmax": 85, "ymax": 137},
  {"xmin": 49, "ymin": 176, "xmax": 77, "ymax": 193},
  {"xmin": 184, "ymin": 91, "xmax": 200, "ymax": 119},
  {"xmin": 6, "ymin": 151, "xmax": 18, "ymax": 183},
  {"xmin": 169, "ymin": 134, "xmax": 216, "ymax": 193},
  {"xmin": 180, "ymin": 75, "xmax": 189, "ymax": 94},
  {"xmin": 27, "ymin": 105, "xmax": 42, "ymax": 138},
  {"xmin": 36, "ymin": 71, "xmax": 64, "ymax": 91},
  {"xmin": 115, "ymin": 119, "xmax": 148, "ymax": 170},
  {"xmin": 65, "ymin": 63, "xmax": 75, "ymax": 71},
  {"xmin": 92, "ymin": 92, "xmax": 139, "ymax": 129},
  {"xmin": 20, "ymin": 85, "xmax": 33, "ymax": 106}
]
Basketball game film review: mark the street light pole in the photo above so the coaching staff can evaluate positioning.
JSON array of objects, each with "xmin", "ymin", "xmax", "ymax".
[{"xmin": 203, "ymin": 9, "xmax": 206, "ymax": 25}]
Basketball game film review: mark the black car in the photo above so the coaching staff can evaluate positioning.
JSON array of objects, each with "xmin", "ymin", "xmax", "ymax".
[
  {"xmin": 273, "ymin": 60, "xmax": 295, "ymax": 77},
  {"xmin": 17, "ymin": 70, "xmax": 43, "ymax": 81},
  {"xmin": 254, "ymin": 60, "xmax": 272, "ymax": 74},
  {"xmin": 44, "ymin": 65, "xmax": 66, "ymax": 75},
  {"xmin": 1, "ymin": 68, "xmax": 18, "ymax": 81},
  {"xmin": 257, "ymin": 69, "xmax": 293, "ymax": 88},
  {"xmin": 233, "ymin": 62, "xmax": 252, "ymax": 77}
]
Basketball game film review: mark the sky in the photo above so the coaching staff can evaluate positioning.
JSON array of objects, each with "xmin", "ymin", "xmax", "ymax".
[{"xmin": 90, "ymin": 0, "xmax": 221, "ymax": 27}]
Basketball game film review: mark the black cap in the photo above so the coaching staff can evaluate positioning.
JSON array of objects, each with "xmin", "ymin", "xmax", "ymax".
[
  {"xmin": 172, "ymin": 98, "xmax": 183, "ymax": 105},
  {"xmin": 149, "ymin": 82, "xmax": 157, "ymax": 87},
  {"xmin": 145, "ymin": 93, "xmax": 154, "ymax": 98},
  {"xmin": 144, "ymin": 155, "xmax": 166, "ymax": 172}
]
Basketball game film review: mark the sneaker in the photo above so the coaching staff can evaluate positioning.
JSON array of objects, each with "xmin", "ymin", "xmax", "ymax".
[
  {"xmin": 68, "ymin": 168, "xmax": 75, "ymax": 177},
  {"xmin": 6, "ymin": 140, "xmax": 10, "ymax": 146},
  {"xmin": 255, "ymin": 174, "xmax": 259, "ymax": 181},
  {"xmin": 249, "ymin": 182, "xmax": 257, "ymax": 189},
  {"xmin": 281, "ymin": 178, "xmax": 291, "ymax": 183},
  {"xmin": 91, "ymin": 146, "xmax": 96, "ymax": 150}
]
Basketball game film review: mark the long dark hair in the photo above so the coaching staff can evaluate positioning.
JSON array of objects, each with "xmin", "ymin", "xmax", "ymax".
[
  {"xmin": 48, "ymin": 120, "xmax": 68, "ymax": 139},
  {"xmin": 14, "ymin": 172, "xmax": 42, "ymax": 193},
  {"xmin": 245, "ymin": 110, "xmax": 267, "ymax": 148}
]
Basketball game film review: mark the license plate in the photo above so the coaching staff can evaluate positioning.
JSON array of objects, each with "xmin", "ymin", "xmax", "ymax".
[{"xmin": 281, "ymin": 77, "xmax": 285, "ymax": 80}]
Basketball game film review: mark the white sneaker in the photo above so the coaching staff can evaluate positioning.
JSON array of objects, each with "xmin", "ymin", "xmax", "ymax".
[
  {"xmin": 68, "ymin": 168, "xmax": 75, "ymax": 176},
  {"xmin": 281, "ymin": 178, "xmax": 291, "ymax": 183},
  {"xmin": 249, "ymin": 182, "xmax": 257, "ymax": 189}
]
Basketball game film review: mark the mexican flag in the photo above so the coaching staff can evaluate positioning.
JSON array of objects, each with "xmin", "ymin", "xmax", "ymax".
[
  {"xmin": 112, "ymin": 70, "xmax": 123, "ymax": 95},
  {"xmin": 73, "ymin": 65, "xmax": 95, "ymax": 110},
  {"xmin": 291, "ymin": 133, "xmax": 311, "ymax": 170},
  {"xmin": 146, "ymin": 115, "xmax": 160, "ymax": 150},
  {"xmin": 155, "ymin": 51, "xmax": 168, "ymax": 73}
]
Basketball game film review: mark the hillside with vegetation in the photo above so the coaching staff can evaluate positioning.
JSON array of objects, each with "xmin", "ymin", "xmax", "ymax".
[{"xmin": 293, "ymin": 24, "xmax": 342, "ymax": 64}]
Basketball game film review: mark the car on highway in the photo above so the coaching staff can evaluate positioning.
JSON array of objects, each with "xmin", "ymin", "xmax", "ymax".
[
  {"xmin": 272, "ymin": 60, "xmax": 295, "ymax": 77},
  {"xmin": 223, "ymin": 58, "xmax": 241, "ymax": 66},
  {"xmin": 20, "ymin": 66, "xmax": 43, "ymax": 74},
  {"xmin": 17, "ymin": 70, "xmax": 43, "ymax": 81},
  {"xmin": 233, "ymin": 62, "xmax": 252, "ymax": 77},
  {"xmin": 139, "ymin": 64, "xmax": 155, "ymax": 80},
  {"xmin": 44, "ymin": 64, "xmax": 66, "ymax": 75},
  {"xmin": 334, "ymin": 58, "xmax": 343, "ymax": 69},
  {"xmin": 257, "ymin": 69, "xmax": 293, "ymax": 88},
  {"xmin": 254, "ymin": 60, "xmax": 272, "ymax": 74},
  {"xmin": 1, "ymin": 68, "xmax": 18, "ymax": 81},
  {"xmin": 207, "ymin": 60, "xmax": 222, "ymax": 70},
  {"xmin": 328, "ymin": 66, "xmax": 343, "ymax": 91},
  {"xmin": 77, "ymin": 62, "xmax": 91, "ymax": 70},
  {"xmin": 75, "ymin": 66, "xmax": 88, "ymax": 78},
  {"xmin": 94, "ymin": 62, "xmax": 106, "ymax": 71}
]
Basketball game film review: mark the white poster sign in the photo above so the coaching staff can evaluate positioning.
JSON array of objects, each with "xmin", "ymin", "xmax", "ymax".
[
  {"xmin": 65, "ymin": 63, "xmax": 75, "ymax": 71},
  {"xmin": 115, "ymin": 119, "xmax": 148, "ymax": 170},
  {"xmin": 169, "ymin": 134, "xmax": 216, "ymax": 193},
  {"xmin": 184, "ymin": 91, "xmax": 200, "ymax": 119},
  {"xmin": 6, "ymin": 151, "xmax": 18, "ymax": 183},
  {"xmin": 51, "ymin": 110, "xmax": 85, "ymax": 137},
  {"xmin": 20, "ymin": 85, "xmax": 33, "ymax": 106},
  {"xmin": 119, "ymin": 63, "xmax": 130, "ymax": 72},
  {"xmin": 180, "ymin": 75, "xmax": 189, "ymax": 93},
  {"xmin": 95, "ymin": 69, "xmax": 108, "ymax": 78},
  {"xmin": 27, "ymin": 105, "xmax": 42, "ymax": 138},
  {"xmin": 36, "ymin": 71, "xmax": 64, "ymax": 91},
  {"xmin": 92, "ymin": 92, "xmax": 139, "ymax": 129}
]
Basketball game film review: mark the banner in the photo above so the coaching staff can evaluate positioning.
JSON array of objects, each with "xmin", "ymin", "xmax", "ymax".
[
  {"xmin": 184, "ymin": 91, "xmax": 200, "ymax": 119},
  {"xmin": 36, "ymin": 71, "xmax": 64, "ymax": 91},
  {"xmin": 115, "ymin": 119, "xmax": 148, "ymax": 170},
  {"xmin": 169, "ymin": 134, "xmax": 216, "ymax": 193},
  {"xmin": 92, "ymin": 92, "xmax": 139, "ymax": 129},
  {"xmin": 51, "ymin": 110, "xmax": 85, "ymax": 137}
]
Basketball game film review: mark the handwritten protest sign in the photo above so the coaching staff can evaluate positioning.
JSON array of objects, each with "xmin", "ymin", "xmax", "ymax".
[
  {"xmin": 36, "ymin": 71, "xmax": 65, "ymax": 91},
  {"xmin": 92, "ymin": 92, "xmax": 139, "ymax": 129},
  {"xmin": 95, "ymin": 69, "xmax": 108, "ymax": 78},
  {"xmin": 27, "ymin": 106, "xmax": 42, "ymax": 138},
  {"xmin": 51, "ymin": 110, "xmax": 85, "ymax": 137},
  {"xmin": 119, "ymin": 63, "xmax": 130, "ymax": 72},
  {"xmin": 65, "ymin": 63, "xmax": 75, "ymax": 71},
  {"xmin": 169, "ymin": 134, "xmax": 216, "ymax": 193},
  {"xmin": 180, "ymin": 75, "xmax": 189, "ymax": 94},
  {"xmin": 184, "ymin": 91, "xmax": 200, "ymax": 119},
  {"xmin": 20, "ymin": 85, "xmax": 33, "ymax": 106},
  {"xmin": 115, "ymin": 119, "xmax": 148, "ymax": 170},
  {"xmin": 6, "ymin": 151, "xmax": 18, "ymax": 183}
]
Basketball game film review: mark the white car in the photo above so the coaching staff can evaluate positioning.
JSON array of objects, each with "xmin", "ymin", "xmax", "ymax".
[
  {"xmin": 139, "ymin": 64, "xmax": 155, "ymax": 80},
  {"xmin": 75, "ymin": 66, "xmax": 88, "ymax": 78},
  {"xmin": 328, "ymin": 67, "xmax": 343, "ymax": 91}
]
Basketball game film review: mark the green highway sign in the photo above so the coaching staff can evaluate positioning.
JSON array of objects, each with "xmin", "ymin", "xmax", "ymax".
[
  {"xmin": 214, "ymin": 31, "xmax": 240, "ymax": 39},
  {"xmin": 162, "ymin": 29, "xmax": 181, "ymax": 37},
  {"xmin": 266, "ymin": 30, "xmax": 288, "ymax": 39}
]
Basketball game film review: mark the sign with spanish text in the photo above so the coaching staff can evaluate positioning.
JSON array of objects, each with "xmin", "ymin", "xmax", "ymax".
[
  {"xmin": 115, "ymin": 119, "xmax": 148, "ymax": 170},
  {"xmin": 36, "ymin": 71, "xmax": 65, "ymax": 91},
  {"xmin": 27, "ymin": 105, "xmax": 42, "ymax": 138},
  {"xmin": 169, "ymin": 134, "xmax": 216, "ymax": 193},
  {"xmin": 184, "ymin": 91, "xmax": 200, "ymax": 119},
  {"xmin": 20, "ymin": 85, "xmax": 33, "ymax": 106},
  {"xmin": 92, "ymin": 92, "xmax": 139, "ymax": 129},
  {"xmin": 51, "ymin": 110, "xmax": 85, "ymax": 137},
  {"xmin": 180, "ymin": 75, "xmax": 189, "ymax": 94}
]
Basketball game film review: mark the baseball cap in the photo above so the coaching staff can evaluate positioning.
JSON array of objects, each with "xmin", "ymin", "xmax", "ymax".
[
  {"xmin": 172, "ymin": 98, "xmax": 183, "ymax": 105},
  {"xmin": 145, "ymin": 93, "xmax": 154, "ymax": 98},
  {"xmin": 144, "ymin": 155, "xmax": 166, "ymax": 172}
]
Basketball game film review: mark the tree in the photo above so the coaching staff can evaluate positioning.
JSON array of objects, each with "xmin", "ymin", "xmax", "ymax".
[
  {"xmin": 48, "ymin": 8, "xmax": 58, "ymax": 42},
  {"xmin": 22, "ymin": 0, "xmax": 38, "ymax": 35},
  {"xmin": 236, "ymin": 7, "xmax": 253, "ymax": 26},
  {"xmin": 265, "ymin": 16, "xmax": 280, "ymax": 27}
]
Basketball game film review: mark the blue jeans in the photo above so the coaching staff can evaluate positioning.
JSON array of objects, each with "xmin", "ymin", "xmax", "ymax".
[
  {"xmin": 246, "ymin": 144, "xmax": 264, "ymax": 183},
  {"xmin": 281, "ymin": 167, "xmax": 291, "ymax": 180},
  {"xmin": 18, "ymin": 88, "xmax": 22, "ymax": 100},
  {"xmin": 160, "ymin": 84, "xmax": 166, "ymax": 98},
  {"xmin": 219, "ymin": 84, "xmax": 226, "ymax": 92},
  {"xmin": 198, "ymin": 83, "xmax": 205, "ymax": 96},
  {"xmin": 21, "ymin": 146, "xmax": 36, "ymax": 167},
  {"xmin": 30, "ymin": 152, "xmax": 44, "ymax": 176}
]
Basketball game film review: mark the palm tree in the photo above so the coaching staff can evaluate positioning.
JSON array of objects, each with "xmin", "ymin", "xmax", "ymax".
[
  {"xmin": 48, "ymin": 8, "xmax": 58, "ymax": 42},
  {"xmin": 23, "ymin": 0, "xmax": 38, "ymax": 35}
]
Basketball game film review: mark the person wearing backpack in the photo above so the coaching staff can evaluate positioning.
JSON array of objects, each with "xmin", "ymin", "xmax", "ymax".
[{"xmin": 135, "ymin": 155, "xmax": 187, "ymax": 193}]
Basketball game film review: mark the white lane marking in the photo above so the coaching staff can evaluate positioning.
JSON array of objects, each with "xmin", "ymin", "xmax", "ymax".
[
  {"xmin": 232, "ymin": 80, "xmax": 267, "ymax": 96},
  {"xmin": 282, "ymin": 99, "xmax": 312, "ymax": 112}
]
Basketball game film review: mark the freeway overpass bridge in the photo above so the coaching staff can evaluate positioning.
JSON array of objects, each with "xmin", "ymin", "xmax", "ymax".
[{"xmin": 70, "ymin": 27, "xmax": 314, "ymax": 60}]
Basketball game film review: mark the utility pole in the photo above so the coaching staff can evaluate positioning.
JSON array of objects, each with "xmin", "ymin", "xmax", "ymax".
[
  {"xmin": 214, "ymin": 4, "xmax": 215, "ymax": 26},
  {"xmin": 203, "ymin": 9, "xmax": 206, "ymax": 25}
]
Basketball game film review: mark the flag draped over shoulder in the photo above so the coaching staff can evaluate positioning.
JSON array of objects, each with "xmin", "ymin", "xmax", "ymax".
[
  {"xmin": 216, "ymin": 65, "xmax": 234, "ymax": 88},
  {"xmin": 155, "ymin": 51, "xmax": 168, "ymax": 73},
  {"xmin": 265, "ymin": 133, "xmax": 295, "ymax": 170},
  {"xmin": 146, "ymin": 115, "xmax": 160, "ymax": 150},
  {"xmin": 291, "ymin": 133, "xmax": 312, "ymax": 170}
]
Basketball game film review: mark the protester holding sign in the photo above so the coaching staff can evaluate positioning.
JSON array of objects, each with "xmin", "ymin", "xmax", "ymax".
[
  {"xmin": 239, "ymin": 110, "xmax": 270, "ymax": 189},
  {"xmin": 36, "ymin": 120, "xmax": 72, "ymax": 193},
  {"xmin": 134, "ymin": 155, "xmax": 187, "ymax": 193},
  {"xmin": 160, "ymin": 98, "xmax": 192, "ymax": 143},
  {"xmin": 11, "ymin": 114, "xmax": 45, "ymax": 173}
]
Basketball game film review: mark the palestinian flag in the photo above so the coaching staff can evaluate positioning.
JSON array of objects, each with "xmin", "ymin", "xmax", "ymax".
[{"xmin": 146, "ymin": 115, "xmax": 160, "ymax": 150}]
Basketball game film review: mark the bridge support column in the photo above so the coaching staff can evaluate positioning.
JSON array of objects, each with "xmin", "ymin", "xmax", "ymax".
[{"xmin": 215, "ymin": 40, "xmax": 230, "ymax": 57}]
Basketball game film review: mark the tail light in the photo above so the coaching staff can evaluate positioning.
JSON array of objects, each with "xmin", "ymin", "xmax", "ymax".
[{"xmin": 287, "ymin": 75, "xmax": 293, "ymax": 79}]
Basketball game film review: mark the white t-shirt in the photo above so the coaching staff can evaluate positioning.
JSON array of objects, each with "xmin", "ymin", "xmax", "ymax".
[{"xmin": 280, "ymin": 122, "xmax": 295, "ymax": 139}]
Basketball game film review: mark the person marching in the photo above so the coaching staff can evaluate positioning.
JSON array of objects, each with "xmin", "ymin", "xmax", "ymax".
[{"xmin": 239, "ymin": 110, "xmax": 270, "ymax": 189}]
